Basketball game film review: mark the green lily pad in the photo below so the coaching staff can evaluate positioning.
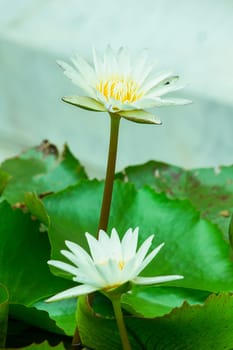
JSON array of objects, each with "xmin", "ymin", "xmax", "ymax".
[
  {"xmin": 24, "ymin": 192, "xmax": 50, "ymax": 226},
  {"xmin": 23, "ymin": 342, "xmax": 66, "ymax": 350},
  {"xmin": 122, "ymin": 286, "xmax": 210, "ymax": 318},
  {"xmin": 33, "ymin": 298, "xmax": 76, "ymax": 336},
  {"xmin": 43, "ymin": 180, "xmax": 233, "ymax": 293},
  {"xmin": 77, "ymin": 293, "xmax": 233, "ymax": 350},
  {"xmin": 9, "ymin": 303, "xmax": 63, "ymax": 335},
  {"xmin": 0, "ymin": 170, "xmax": 11, "ymax": 195},
  {"xmin": 118, "ymin": 161, "xmax": 233, "ymax": 239},
  {"xmin": 0, "ymin": 201, "xmax": 73, "ymax": 305},
  {"xmin": 0, "ymin": 142, "xmax": 87, "ymax": 204},
  {"xmin": 11, "ymin": 340, "xmax": 66, "ymax": 350},
  {"xmin": 0, "ymin": 284, "xmax": 9, "ymax": 348}
]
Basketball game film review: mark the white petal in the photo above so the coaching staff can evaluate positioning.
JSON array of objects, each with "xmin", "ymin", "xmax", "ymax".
[
  {"xmin": 72, "ymin": 270, "xmax": 103, "ymax": 287},
  {"xmin": 141, "ymin": 72, "xmax": 176, "ymax": 95},
  {"xmin": 133, "ymin": 275, "xmax": 184, "ymax": 285},
  {"xmin": 62, "ymin": 242, "xmax": 106, "ymax": 285},
  {"xmin": 46, "ymin": 284, "xmax": 98, "ymax": 302},
  {"xmin": 92, "ymin": 47, "xmax": 104, "ymax": 78},
  {"xmin": 131, "ymin": 98, "xmax": 162, "ymax": 109},
  {"xmin": 98, "ymin": 229, "xmax": 110, "ymax": 240},
  {"xmin": 98, "ymin": 229, "xmax": 112, "ymax": 247},
  {"xmin": 71, "ymin": 54, "xmax": 96, "ymax": 83},
  {"xmin": 61, "ymin": 250, "xmax": 81, "ymax": 267},
  {"xmin": 146, "ymin": 83, "xmax": 185, "ymax": 98},
  {"xmin": 121, "ymin": 227, "xmax": 138, "ymax": 260},
  {"xmin": 85, "ymin": 232, "xmax": 107, "ymax": 263},
  {"xmin": 120, "ymin": 257, "xmax": 138, "ymax": 281},
  {"xmin": 78, "ymin": 264, "xmax": 106, "ymax": 286},
  {"xmin": 64, "ymin": 239, "xmax": 107, "ymax": 285},
  {"xmin": 130, "ymin": 49, "xmax": 148, "ymax": 79},
  {"xmin": 65, "ymin": 240, "xmax": 93, "ymax": 265},
  {"xmin": 95, "ymin": 259, "xmax": 122, "ymax": 286},
  {"xmin": 104, "ymin": 45, "xmax": 117, "ymax": 75},
  {"xmin": 135, "ymin": 242, "xmax": 165, "ymax": 275},
  {"xmin": 137, "ymin": 243, "xmax": 164, "ymax": 275},
  {"xmin": 131, "ymin": 50, "xmax": 157, "ymax": 85},
  {"xmin": 133, "ymin": 235, "xmax": 154, "ymax": 269},
  {"xmin": 48, "ymin": 260, "xmax": 78, "ymax": 276},
  {"xmin": 117, "ymin": 47, "xmax": 130, "ymax": 76},
  {"xmin": 57, "ymin": 60, "xmax": 96, "ymax": 98},
  {"xmin": 149, "ymin": 97, "xmax": 192, "ymax": 106},
  {"xmin": 110, "ymin": 228, "xmax": 122, "ymax": 260}
]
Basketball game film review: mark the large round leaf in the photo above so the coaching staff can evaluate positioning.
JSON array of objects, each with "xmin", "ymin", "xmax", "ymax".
[
  {"xmin": 43, "ymin": 180, "xmax": 233, "ymax": 292},
  {"xmin": 118, "ymin": 161, "xmax": 233, "ymax": 239},
  {"xmin": 0, "ymin": 201, "xmax": 73, "ymax": 305},
  {"xmin": 77, "ymin": 293, "xmax": 233, "ymax": 350}
]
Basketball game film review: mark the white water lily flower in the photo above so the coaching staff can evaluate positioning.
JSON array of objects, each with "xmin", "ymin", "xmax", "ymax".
[
  {"xmin": 46, "ymin": 228, "xmax": 183, "ymax": 302},
  {"xmin": 58, "ymin": 46, "xmax": 191, "ymax": 124}
]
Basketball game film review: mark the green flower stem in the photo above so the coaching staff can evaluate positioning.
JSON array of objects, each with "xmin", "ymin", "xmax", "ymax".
[
  {"xmin": 97, "ymin": 114, "xmax": 121, "ymax": 234},
  {"xmin": 111, "ymin": 295, "xmax": 132, "ymax": 350}
]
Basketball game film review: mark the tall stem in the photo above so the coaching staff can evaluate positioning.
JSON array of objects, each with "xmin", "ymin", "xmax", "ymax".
[
  {"xmin": 111, "ymin": 296, "xmax": 132, "ymax": 350},
  {"xmin": 97, "ymin": 114, "xmax": 121, "ymax": 234}
]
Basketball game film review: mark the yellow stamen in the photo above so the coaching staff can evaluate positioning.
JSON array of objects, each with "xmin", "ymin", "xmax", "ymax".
[
  {"xmin": 118, "ymin": 261, "xmax": 125, "ymax": 270},
  {"xmin": 96, "ymin": 76, "xmax": 143, "ymax": 103}
]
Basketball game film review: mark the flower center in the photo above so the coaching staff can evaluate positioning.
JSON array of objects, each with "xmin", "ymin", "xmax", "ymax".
[
  {"xmin": 96, "ymin": 76, "xmax": 143, "ymax": 103},
  {"xmin": 99, "ymin": 259, "xmax": 125, "ymax": 271},
  {"xmin": 118, "ymin": 260, "xmax": 125, "ymax": 270}
]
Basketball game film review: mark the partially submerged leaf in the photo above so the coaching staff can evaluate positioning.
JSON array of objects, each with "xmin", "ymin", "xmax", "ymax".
[
  {"xmin": 118, "ymin": 161, "xmax": 233, "ymax": 239},
  {"xmin": 0, "ymin": 143, "xmax": 87, "ymax": 204}
]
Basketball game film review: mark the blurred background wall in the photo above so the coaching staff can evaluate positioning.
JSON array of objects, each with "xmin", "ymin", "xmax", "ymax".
[{"xmin": 0, "ymin": 0, "xmax": 232, "ymax": 177}]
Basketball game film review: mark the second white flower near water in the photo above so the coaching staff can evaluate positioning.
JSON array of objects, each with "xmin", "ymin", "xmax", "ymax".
[{"xmin": 46, "ymin": 228, "xmax": 183, "ymax": 302}]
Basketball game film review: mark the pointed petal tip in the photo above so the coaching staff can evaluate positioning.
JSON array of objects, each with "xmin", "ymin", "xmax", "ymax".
[
  {"xmin": 98, "ymin": 228, "xmax": 108, "ymax": 236},
  {"xmin": 85, "ymin": 232, "xmax": 92, "ymax": 239},
  {"xmin": 56, "ymin": 59, "xmax": 63, "ymax": 66},
  {"xmin": 134, "ymin": 274, "xmax": 184, "ymax": 286},
  {"xmin": 64, "ymin": 240, "xmax": 77, "ymax": 250},
  {"xmin": 62, "ymin": 96, "xmax": 68, "ymax": 102},
  {"xmin": 60, "ymin": 249, "xmax": 68, "ymax": 256},
  {"xmin": 47, "ymin": 260, "xmax": 54, "ymax": 265},
  {"xmin": 174, "ymin": 275, "xmax": 184, "ymax": 280},
  {"xmin": 56, "ymin": 60, "xmax": 67, "ymax": 70},
  {"xmin": 45, "ymin": 297, "xmax": 54, "ymax": 303}
]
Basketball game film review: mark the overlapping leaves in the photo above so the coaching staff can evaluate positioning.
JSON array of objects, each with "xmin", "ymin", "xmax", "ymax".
[
  {"xmin": 1, "ymin": 144, "xmax": 233, "ymax": 349},
  {"xmin": 117, "ymin": 161, "xmax": 233, "ymax": 240},
  {"xmin": 77, "ymin": 293, "xmax": 233, "ymax": 350}
]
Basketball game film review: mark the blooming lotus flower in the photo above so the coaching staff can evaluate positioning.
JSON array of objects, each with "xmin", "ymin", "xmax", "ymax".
[
  {"xmin": 46, "ymin": 228, "xmax": 183, "ymax": 302},
  {"xmin": 58, "ymin": 46, "xmax": 191, "ymax": 124}
]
